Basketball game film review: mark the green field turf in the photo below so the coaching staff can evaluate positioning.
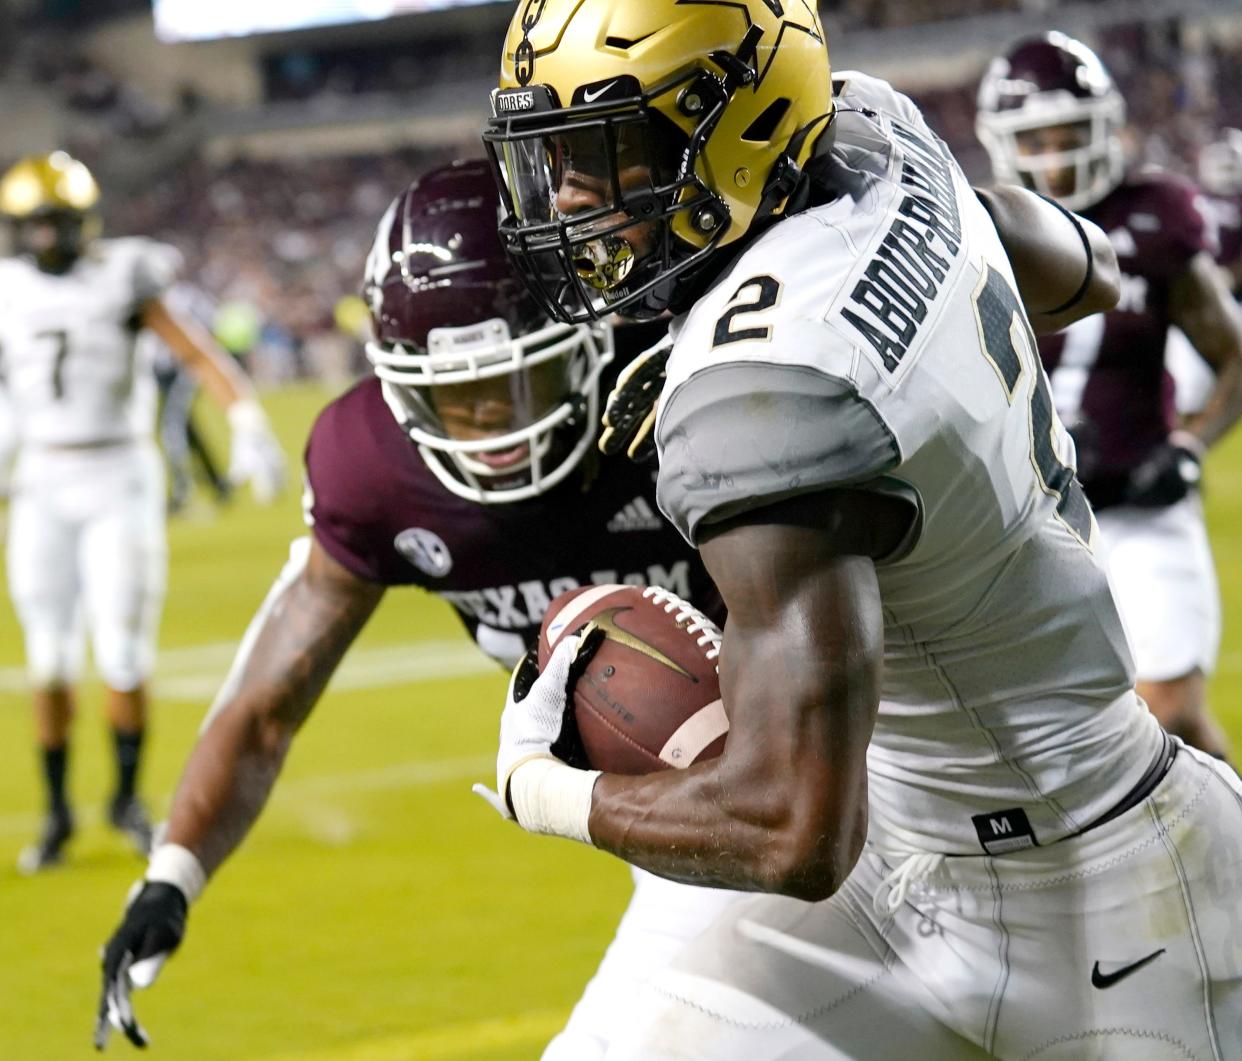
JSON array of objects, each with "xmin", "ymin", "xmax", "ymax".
[{"xmin": 1, "ymin": 382, "xmax": 1240, "ymax": 1060}]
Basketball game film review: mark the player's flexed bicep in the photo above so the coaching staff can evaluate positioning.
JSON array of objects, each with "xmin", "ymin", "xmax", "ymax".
[{"xmin": 587, "ymin": 495, "xmax": 892, "ymax": 899}]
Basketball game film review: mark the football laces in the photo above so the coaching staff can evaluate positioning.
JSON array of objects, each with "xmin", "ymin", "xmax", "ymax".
[{"xmin": 641, "ymin": 586, "xmax": 722, "ymax": 662}]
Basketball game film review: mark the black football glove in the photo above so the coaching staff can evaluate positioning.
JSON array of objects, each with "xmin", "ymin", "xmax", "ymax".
[
  {"xmin": 1125, "ymin": 436, "xmax": 1203, "ymax": 508},
  {"xmin": 599, "ymin": 338, "xmax": 672, "ymax": 462},
  {"xmin": 94, "ymin": 882, "xmax": 188, "ymax": 1050}
]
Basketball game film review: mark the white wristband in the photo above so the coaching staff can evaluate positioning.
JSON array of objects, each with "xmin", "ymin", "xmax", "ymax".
[
  {"xmin": 227, "ymin": 398, "xmax": 268, "ymax": 436},
  {"xmin": 146, "ymin": 843, "xmax": 207, "ymax": 904},
  {"xmin": 508, "ymin": 758, "xmax": 600, "ymax": 844}
]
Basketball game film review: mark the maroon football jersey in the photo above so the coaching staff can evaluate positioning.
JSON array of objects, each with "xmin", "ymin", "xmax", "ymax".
[
  {"xmin": 304, "ymin": 369, "xmax": 722, "ymax": 668},
  {"xmin": 1037, "ymin": 172, "xmax": 1211, "ymax": 503}
]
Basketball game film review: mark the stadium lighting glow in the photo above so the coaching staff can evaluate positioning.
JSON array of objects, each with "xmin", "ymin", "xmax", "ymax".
[{"xmin": 152, "ymin": 0, "xmax": 498, "ymax": 42}]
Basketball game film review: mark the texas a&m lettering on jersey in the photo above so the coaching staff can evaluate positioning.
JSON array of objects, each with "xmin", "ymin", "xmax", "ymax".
[
  {"xmin": 439, "ymin": 562, "xmax": 692, "ymax": 633},
  {"xmin": 303, "ymin": 374, "xmax": 720, "ymax": 667},
  {"xmin": 840, "ymin": 120, "xmax": 964, "ymax": 374}
]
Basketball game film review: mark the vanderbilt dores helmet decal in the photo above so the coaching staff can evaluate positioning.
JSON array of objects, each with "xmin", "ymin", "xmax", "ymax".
[
  {"xmin": 513, "ymin": 0, "xmax": 550, "ymax": 86},
  {"xmin": 483, "ymin": 0, "xmax": 834, "ymax": 323}
]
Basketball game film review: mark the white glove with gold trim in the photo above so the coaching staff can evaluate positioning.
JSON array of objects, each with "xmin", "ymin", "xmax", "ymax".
[{"xmin": 599, "ymin": 337, "xmax": 671, "ymax": 462}]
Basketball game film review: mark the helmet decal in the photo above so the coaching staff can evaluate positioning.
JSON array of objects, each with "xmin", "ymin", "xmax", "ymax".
[{"xmin": 514, "ymin": 0, "xmax": 550, "ymax": 86}]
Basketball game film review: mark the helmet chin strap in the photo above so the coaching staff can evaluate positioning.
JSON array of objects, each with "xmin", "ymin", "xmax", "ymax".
[{"xmin": 755, "ymin": 110, "xmax": 836, "ymax": 224}]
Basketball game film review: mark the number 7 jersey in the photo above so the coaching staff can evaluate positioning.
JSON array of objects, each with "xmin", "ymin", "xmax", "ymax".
[
  {"xmin": 0, "ymin": 237, "xmax": 181, "ymax": 446},
  {"xmin": 655, "ymin": 73, "xmax": 1164, "ymax": 855}
]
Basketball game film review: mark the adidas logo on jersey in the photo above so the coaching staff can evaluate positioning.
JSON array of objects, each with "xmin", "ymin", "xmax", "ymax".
[{"xmin": 607, "ymin": 497, "xmax": 663, "ymax": 533}]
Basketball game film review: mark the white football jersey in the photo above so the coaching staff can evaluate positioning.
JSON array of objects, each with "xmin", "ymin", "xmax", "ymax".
[
  {"xmin": 0, "ymin": 237, "xmax": 181, "ymax": 446},
  {"xmin": 656, "ymin": 73, "xmax": 1164, "ymax": 854}
]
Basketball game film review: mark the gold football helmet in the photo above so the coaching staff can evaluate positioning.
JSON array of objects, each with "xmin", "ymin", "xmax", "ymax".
[
  {"xmin": 0, "ymin": 152, "xmax": 102, "ymax": 272},
  {"xmin": 483, "ymin": 0, "xmax": 833, "ymax": 322}
]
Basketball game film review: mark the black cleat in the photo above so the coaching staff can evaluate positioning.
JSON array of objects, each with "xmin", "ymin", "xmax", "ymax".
[
  {"xmin": 17, "ymin": 806, "xmax": 74, "ymax": 875},
  {"xmin": 108, "ymin": 796, "xmax": 154, "ymax": 857}
]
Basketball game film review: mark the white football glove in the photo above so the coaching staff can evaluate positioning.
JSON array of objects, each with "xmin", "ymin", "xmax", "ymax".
[
  {"xmin": 227, "ymin": 399, "xmax": 286, "ymax": 504},
  {"xmin": 473, "ymin": 628, "xmax": 603, "ymax": 842}
]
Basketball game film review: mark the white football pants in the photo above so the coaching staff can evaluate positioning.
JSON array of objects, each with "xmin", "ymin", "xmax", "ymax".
[
  {"xmin": 1096, "ymin": 494, "xmax": 1220, "ymax": 683},
  {"xmin": 603, "ymin": 745, "xmax": 1242, "ymax": 1060},
  {"xmin": 543, "ymin": 869, "xmax": 750, "ymax": 1061},
  {"xmin": 6, "ymin": 441, "xmax": 166, "ymax": 691}
]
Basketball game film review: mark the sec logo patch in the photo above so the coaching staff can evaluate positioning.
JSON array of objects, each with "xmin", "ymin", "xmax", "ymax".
[{"xmin": 394, "ymin": 527, "xmax": 453, "ymax": 578}]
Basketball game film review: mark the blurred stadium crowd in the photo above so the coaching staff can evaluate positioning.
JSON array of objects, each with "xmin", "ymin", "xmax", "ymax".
[{"xmin": 2, "ymin": 0, "xmax": 1239, "ymax": 381}]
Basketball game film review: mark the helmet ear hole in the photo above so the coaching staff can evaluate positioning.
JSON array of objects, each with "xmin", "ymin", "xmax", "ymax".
[{"xmin": 741, "ymin": 98, "xmax": 791, "ymax": 144}]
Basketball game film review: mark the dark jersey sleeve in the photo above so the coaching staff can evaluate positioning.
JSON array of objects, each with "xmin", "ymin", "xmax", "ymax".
[
  {"xmin": 1137, "ymin": 174, "xmax": 1212, "ymax": 280},
  {"xmin": 303, "ymin": 383, "xmax": 410, "ymax": 586}
]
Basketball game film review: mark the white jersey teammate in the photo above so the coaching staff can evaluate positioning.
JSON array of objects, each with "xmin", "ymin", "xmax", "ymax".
[
  {"xmin": 0, "ymin": 152, "xmax": 285, "ymax": 873},
  {"xmin": 480, "ymin": 3, "xmax": 1242, "ymax": 1057}
]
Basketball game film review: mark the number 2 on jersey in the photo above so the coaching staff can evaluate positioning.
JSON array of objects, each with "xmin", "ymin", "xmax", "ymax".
[
  {"xmin": 972, "ymin": 267, "xmax": 1094, "ymax": 545},
  {"xmin": 36, "ymin": 329, "xmax": 71, "ymax": 400},
  {"xmin": 713, "ymin": 275, "xmax": 782, "ymax": 348}
]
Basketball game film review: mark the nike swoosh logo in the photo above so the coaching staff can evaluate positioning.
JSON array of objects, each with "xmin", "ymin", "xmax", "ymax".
[
  {"xmin": 1090, "ymin": 948, "xmax": 1166, "ymax": 989},
  {"xmin": 590, "ymin": 607, "xmax": 695, "ymax": 680},
  {"xmin": 583, "ymin": 81, "xmax": 619, "ymax": 103}
]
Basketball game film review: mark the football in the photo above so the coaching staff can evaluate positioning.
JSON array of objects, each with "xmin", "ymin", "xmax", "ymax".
[{"xmin": 538, "ymin": 584, "xmax": 727, "ymax": 774}]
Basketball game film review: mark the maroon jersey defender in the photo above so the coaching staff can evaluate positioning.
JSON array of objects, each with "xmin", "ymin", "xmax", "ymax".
[
  {"xmin": 978, "ymin": 33, "xmax": 1242, "ymax": 761},
  {"xmin": 305, "ymin": 354, "xmax": 722, "ymax": 667},
  {"xmin": 1037, "ymin": 171, "xmax": 1211, "ymax": 500},
  {"xmin": 94, "ymin": 161, "xmax": 728, "ymax": 1054}
]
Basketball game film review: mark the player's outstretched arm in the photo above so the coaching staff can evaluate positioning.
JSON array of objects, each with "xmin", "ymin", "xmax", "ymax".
[
  {"xmin": 142, "ymin": 296, "xmax": 286, "ymax": 502},
  {"xmin": 95, "ymin": 537, "xmax": 384, "ymax": 1050},
  {"xmin": 976, "ymin": 185, "xmax": 1120, "ymax": 334},
  {"xmin": 161, "ymin": 537, "xmax": 384, "ymax": 871}
]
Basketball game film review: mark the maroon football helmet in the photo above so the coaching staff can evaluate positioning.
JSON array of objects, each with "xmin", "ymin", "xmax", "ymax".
[
  {"xmin": 976, "ymin": 32, "xmax": 1125, "ymax": 211},
  {"xmin": 364, "ymin": 159, "xmax": 613, "ymax": 504}
]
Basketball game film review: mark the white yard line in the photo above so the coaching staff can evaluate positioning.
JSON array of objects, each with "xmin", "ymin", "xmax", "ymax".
[
  {"xmin": 0, "ymin": 638, "xmax": 500, "ymax": 699},
  {"xmin": 0, "ymin": 754, "xmax": 495, "ymax": 837}
]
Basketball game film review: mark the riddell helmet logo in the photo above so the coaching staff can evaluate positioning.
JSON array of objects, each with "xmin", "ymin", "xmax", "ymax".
[{"xmin": 514, "ymin": 0, "xmax": 549, "ymax": 86}]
